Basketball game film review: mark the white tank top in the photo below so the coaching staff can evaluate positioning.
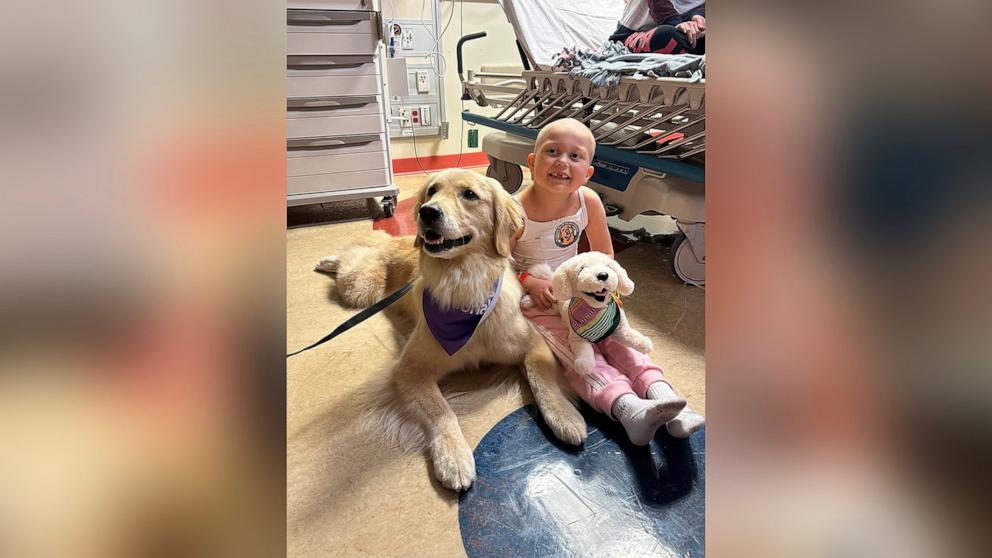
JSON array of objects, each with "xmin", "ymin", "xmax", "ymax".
[{"xmin": 512, "ymin": 190, "xmax": 588, "ymax": 273}]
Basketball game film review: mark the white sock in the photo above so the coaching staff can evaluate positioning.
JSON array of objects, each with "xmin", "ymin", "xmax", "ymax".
[
  {"xmin": 611, "ymin": 393, "xmax": 686, "ymax": 446},
  {"xmin": 666, "ymin": 407, "xmax": 705, "ymax": 439},
  {"xmin": 645, "ymin": 381, "xmax": 705, "ymax": 438},
  {"xmin": 645, "ymin": 381, "xmax": 678, "ymax": 401}
]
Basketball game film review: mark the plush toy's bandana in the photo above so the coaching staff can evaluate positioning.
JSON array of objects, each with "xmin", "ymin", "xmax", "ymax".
[
  {"xmin": 568, "ymin": 293, "xmax": 622, "ymax": 343},
  {"xmin": 422, "ymin": 275, "xmax": 503, "ymax": 356}
]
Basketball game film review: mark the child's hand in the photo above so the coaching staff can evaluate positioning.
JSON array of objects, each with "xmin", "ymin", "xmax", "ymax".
[{"xmin": 522, "ymin": 276, "xmax": 556, "ymax": 309}]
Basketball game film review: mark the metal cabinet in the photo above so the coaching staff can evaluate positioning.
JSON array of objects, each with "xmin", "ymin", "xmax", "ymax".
[{"xmin": 287, "ymin": 1, "xmax": 398, "ymax": 215}]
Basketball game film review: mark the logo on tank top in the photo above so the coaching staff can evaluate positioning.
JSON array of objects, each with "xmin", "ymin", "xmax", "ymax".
[{"xmin": 554, "ymin": 222, "xmax": 580, "ymax": 248}]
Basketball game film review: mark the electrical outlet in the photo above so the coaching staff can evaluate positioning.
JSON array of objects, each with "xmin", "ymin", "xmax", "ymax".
[
  {"xmin": 416, "ymin": 71, "xmax": 430, "ymax": 93},
  {"xmin": 399, "ymin": 107, "xmax": 411, "ymax": 128},
  {"xmin": 401, "ymin": 29, "xmax": 414, "ymax": 50}
]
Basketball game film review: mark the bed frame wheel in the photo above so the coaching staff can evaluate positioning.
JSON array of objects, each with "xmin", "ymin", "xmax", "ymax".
[
  {"xmin": 381, "ymin": 195, "xmax": 397, "ymax": 218},
  {"xmin": 486, "ymin": 157, "xmax": 524, "ymax": 194},
  {"xmin": 671, "ymin": 231, "xmax": 705, "ymax": 286}
]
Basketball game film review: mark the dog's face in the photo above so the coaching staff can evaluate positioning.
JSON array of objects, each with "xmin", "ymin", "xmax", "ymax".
[
  {"xmin": 414, "ymin": 169, "xmax": 522, "ymax": 260},
  {"xmin": 553, "ymin": 251, "xmax": 634, "ymax": 307}
]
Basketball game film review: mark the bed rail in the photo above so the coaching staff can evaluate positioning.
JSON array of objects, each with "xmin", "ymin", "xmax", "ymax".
[{"xmin": 459, "ymin": 60, "xmax": 705, "ymax": 162}]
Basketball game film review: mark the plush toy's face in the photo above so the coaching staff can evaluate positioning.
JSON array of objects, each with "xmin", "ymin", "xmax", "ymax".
[
  {"xmin": 573, "ymin": 261, "xmax": 620, "ymax": 308},
  {"xmin": 553, "ymin": 251, "xmax": 634, "ymax": 309}
]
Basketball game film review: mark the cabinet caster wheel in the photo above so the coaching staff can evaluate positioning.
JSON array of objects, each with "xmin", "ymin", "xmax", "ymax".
[{"xmin": 381, "ymin": 196, "xmax": 397, "ymax": 218}]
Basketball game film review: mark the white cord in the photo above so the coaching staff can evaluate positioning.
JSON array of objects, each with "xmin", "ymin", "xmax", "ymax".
[
  {"xmin": 668, "ymin": 282, "xmax": 690, "ymax": 334},
  {"xmin": 396, "ymin": 0, "xmax": 471, "ymax": 176},
  {"xmin": 409, "ymin": 119, "xmax": 434, "ymax": 177},
  {"xmin": 455, "ymin": 0, "xmax": 465, "ymax": 169}
]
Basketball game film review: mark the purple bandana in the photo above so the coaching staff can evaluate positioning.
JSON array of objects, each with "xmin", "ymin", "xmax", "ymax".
[{"xmin": 422, "ymin": 275, "xmax": 503, "ymax": 356}]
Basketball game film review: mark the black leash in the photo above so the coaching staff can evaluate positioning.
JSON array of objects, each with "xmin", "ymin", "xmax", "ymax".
[{"xmin": 287, "ymin": 280, "xmax": 415, "ymax": 358}]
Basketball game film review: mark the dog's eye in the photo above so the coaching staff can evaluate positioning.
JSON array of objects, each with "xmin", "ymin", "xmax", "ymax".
[
  {"xmin": 426, "ymin": 186, "xmax": 437, "ymax": 198},
  {"xmin": 462, "ymin": 189, "xmax": 478, "ymax": 201}
]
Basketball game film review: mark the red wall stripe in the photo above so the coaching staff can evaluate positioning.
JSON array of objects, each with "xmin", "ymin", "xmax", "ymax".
[{"xmin": 392, "ymin": 152, "xmax": 490, "ymax": 174}]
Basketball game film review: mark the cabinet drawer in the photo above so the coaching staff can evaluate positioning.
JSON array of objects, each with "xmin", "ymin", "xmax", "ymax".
[
  {"xmin": 287, "ymin": 96, "xmax": 382, "ymax": 139},
  {"xmin": 287, "ymin": 72, "xmax": 380, "ymax": 98},
  {"xmin": 287, "ymin": 168, "xmax": 390, "ymax": 195},
  {"xmin": 288, "ymin": 31, "xmax": 378, "ymax": 56},
  {"xmin": 288, "ymin": 55, "xmax": 377, "ymax": 76},
  {"xmin": 288, "ymin": 111, "xmax": 384, "ymax": 139},
  {"xmin": 287, "ymin": 56, "xmax": 379, "ymax": 98},
  {"xmin": 286, "ymin": 134, "xmax": 386, "ymax": 153},
  {"xmin": 287, "ymin": 133, "xmax": 385, "ymax": 156},
  {"xmin": 288, "ymin": 149, "xmax": 387, "ymax": 177},
  {"xmin": 288, "ymin": 94, "xmax": 381, "ymax": 115},
  {"xmin": 288, "ymin": 0, "xmax": 376, "ymax": 10},
  {"xmin": 288, "ymin": 9, "xmax": 378, "ymax": 36}
]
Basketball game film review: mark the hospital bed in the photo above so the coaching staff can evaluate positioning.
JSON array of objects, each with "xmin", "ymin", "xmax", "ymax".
[{"xmin": 456, "ymin": 0, "xmax": 705, "ymax": 285}]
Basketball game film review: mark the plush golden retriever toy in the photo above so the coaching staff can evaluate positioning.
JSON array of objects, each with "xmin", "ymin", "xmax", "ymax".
[{"xmin": 551, "ymin": 251, "xmax": 654, "ymax": 376}]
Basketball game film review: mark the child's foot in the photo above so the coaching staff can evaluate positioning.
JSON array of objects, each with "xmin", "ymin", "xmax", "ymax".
[
  {"xmin": 645, "ymin": 380, "xmax": 678, "ymax": 401},
  {"xmin": 666, "ymin": 407, "xmax": 705, "ymax": 439},
  {"xmin": 612, "ymin": 394, "xmax": 686, "ymax": 446},
  {"xmin": 644, "ymin": 381, "xmax": 705, "ymax": 438}
]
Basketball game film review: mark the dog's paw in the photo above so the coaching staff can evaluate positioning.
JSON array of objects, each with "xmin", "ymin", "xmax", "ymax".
[
  {"xmin": 430, "ymin": 432, "xmax": 476, "ymax": 492},
  {"xmin": 314, "ymin": 256, "xmax": 340, "ymax": 274},
  {"xmin": 543, "ymin": 403, "xmax": 587, "ymax": 446},
  {"xmin": 632, "ymin": 335, "xmax": 654, "ymax": 354},
  {"xmin": 573, "ymin": 358, "xmax": 595, "ymax": 376}
]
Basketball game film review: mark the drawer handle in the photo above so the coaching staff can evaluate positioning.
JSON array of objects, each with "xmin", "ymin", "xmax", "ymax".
[
  {"xmin": 287, "ymin": 10, "xmax": 373, "ymax": 26},
  {"xmin": 287, "ymin": 55, "xmax": 371, "ymax": 70},
  {"xmin": 288, "ymin": 134, "xmax": 379, "ymax": 150},
  {"xmin": 287, "ymin": 96, "xmax": 376, "ymax": 109}
]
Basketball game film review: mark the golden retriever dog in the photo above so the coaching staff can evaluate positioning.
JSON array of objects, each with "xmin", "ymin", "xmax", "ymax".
[{"xmin": 317, "ymin": 169, "xmax": 587, "ymax": 491}]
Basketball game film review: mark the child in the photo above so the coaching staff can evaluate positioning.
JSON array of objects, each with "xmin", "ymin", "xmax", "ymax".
[
  {"xmin": 510, "ymin": 118, "xmax": 704, "ymax": 444},
  {"xmin": 609, "ymin": 0, "xmax": 706, "ymax": 55}
]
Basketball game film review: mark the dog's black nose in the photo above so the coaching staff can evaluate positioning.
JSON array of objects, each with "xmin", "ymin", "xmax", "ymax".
[
  {"xmin": 597, "ymin": 272, "xmax": 609, "ymax": 281},
  {"xmin": 419, "ymin": 205, "xmax": 441, "ymax": 224}
]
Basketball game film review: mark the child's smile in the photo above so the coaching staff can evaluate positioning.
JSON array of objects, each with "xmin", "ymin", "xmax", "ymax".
[{"xmin": 527, "ymin": 120, "xmax": 596, "ymax": 195}]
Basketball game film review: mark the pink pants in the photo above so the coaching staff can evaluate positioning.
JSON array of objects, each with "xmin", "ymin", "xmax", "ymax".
[{"xmin": 522, "ymin": 304, "xmax": 669, "ymax": 417}]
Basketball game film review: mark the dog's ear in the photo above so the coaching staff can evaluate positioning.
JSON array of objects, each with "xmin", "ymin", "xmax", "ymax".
[
  {"xmin": 609, "ymin": 259, "xmax": 635, "ymax": 296},
  {"xmin": 491, "ymin": 178, "xmax": 524, "ymax": 257},
  {"xmin": 413, "ymin": 180, "xmax": 432, "ymax": 248},
  {"xmin": 413, "ymin": 202, "xmax": 424, "ymax": 248},
  {"xmin": 552, "ymin": 257, "xmax": 580, "ymax": 301}
]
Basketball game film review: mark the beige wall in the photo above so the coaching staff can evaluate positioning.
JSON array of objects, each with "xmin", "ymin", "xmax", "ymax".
[{"xmin": 383, "ymin": 0, "xmax": 523, "ymax": 161}]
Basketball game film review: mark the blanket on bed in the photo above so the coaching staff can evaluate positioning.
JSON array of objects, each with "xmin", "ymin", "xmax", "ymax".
[{"xmin": 553, "ymin": 42, "xmax": 705, "ymax": 86}]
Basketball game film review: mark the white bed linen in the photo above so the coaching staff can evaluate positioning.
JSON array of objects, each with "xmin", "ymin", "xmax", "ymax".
[{"xmin": 498, "ymin": 0, "xmax": 624, "ymax": 70}]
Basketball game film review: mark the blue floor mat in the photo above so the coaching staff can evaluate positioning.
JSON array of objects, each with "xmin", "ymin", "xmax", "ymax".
[{"xmin": 459, "ymin": 404, "xmax": 704, "ymax": 558}]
